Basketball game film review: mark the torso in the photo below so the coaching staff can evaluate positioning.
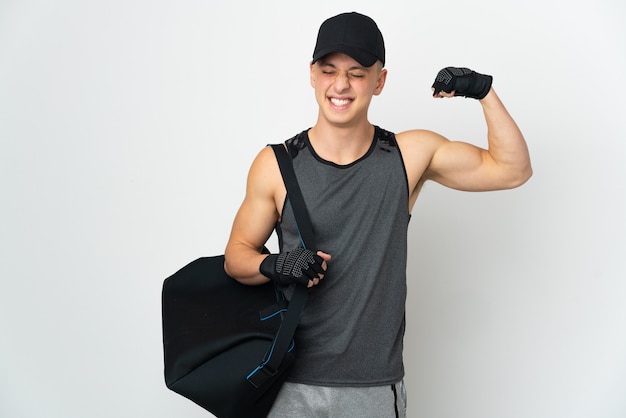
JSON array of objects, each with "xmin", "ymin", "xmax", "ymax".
[{"xmin": 275, "ymin": 126, "xmax": 410, "ymax": 386}]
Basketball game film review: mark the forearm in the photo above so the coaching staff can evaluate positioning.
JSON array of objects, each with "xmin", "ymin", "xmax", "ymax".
[
  {"xmin": 224, "ymin": 242, "xmax": 270, "ymax": 286},
  {"xmin": 480, "ymin": 89, "xmax": 533, "ymax": 187}
]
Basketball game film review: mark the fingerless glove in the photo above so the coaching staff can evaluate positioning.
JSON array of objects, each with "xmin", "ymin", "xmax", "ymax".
[
  {"xmin": 260, "ymin": 247, "xmax": 325, "ymax": 287},
  {"xmin": 432, "ymin": 67, "xmax": 493, "ymax": 100}
]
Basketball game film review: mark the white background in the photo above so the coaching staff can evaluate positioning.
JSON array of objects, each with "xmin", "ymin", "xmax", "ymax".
[{"xmin": 1, "ymin": 0, "xmax": 625, "ymax": 417}]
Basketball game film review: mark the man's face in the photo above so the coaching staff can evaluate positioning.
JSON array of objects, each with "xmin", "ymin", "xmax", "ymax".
[{"xmin": 310, "ymin": 52, "xmax": 387, "ymax": 127}]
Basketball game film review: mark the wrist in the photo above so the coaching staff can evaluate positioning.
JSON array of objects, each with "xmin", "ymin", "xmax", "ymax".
[
  {"xmin": 259, "ymin": 254, "xmax": 278, "ymax": 281},
  {"xmin": 478, "ymin": 85, "xmax": 494, "ymax": 101},
  {"xmin": 467, "ymin": 73, "xmax": 492, "ymax": 100}
]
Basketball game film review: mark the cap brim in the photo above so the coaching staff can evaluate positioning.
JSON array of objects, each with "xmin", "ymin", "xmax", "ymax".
[{"xmin": 312, "ymin": 45, "xmax": 379, "ymax": 67}]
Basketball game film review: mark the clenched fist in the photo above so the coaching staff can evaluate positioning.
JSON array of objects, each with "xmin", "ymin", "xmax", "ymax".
[{"xmin": 432, "ymin": 67, "xmax": 492, "ymax": 100}]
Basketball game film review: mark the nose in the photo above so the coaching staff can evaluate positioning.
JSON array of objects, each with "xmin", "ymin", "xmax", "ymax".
[{"xmin": 332, "ymin": 73, "xmax": 350, "ymax": 93}]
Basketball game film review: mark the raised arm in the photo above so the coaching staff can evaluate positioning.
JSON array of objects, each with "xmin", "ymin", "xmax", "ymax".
[{"xmin": 399, "ymin": 68, "xmax": 532, "ymax": 195}]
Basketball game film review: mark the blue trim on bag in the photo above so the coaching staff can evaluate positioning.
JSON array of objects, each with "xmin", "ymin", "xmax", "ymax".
[
  {"xmin": 261, "ymin": 309, "xmax": 287, "ymax": 321},
  {"xmin": 246, "ymin": 339, "xmax": 295, "ymax": 381}
]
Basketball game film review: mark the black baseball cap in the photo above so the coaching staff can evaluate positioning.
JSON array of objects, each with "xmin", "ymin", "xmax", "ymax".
[{"xmin": 312, "ymin": 12, "xmax": 385, "ymax": 67}]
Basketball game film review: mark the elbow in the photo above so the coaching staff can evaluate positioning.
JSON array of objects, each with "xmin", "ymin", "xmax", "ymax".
[
  {"xmin": 223, "ymin": 248, "xmax": 269, "ymax": 286},
  {"xmin": 523, "ymin": 165, "xmax": 533, "ymax": 184},
  {"xmin": 223, "ymin": 256, "xmax": 233, "ymax": 278},
  {"xmin": 223, "ymin": 245, "xmax": 233, "ymax": 276},
  {"xmin": 223, "ymin": 256, "xmax": 249, "ymax": 284},
  {"xmin": 223, "ymin": 257, "xmax": 241, "ymax": 282},
  {"xmin": 223, "ymin": 247, "xmax": 243, "ymax": 281},
  {"xmin": 507, "ymin": 164, "xmax": 533, "ymax": 189}
]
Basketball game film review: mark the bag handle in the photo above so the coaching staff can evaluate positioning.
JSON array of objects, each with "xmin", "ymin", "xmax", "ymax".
[{"xmin": 246, "ymin": 143, "xmax": 316, "ymax": 388}]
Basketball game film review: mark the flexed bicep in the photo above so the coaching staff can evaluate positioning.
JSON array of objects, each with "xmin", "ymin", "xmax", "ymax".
[{"xmin": 426, "ymin": 139, "xmax": 503, "ymax": 191}]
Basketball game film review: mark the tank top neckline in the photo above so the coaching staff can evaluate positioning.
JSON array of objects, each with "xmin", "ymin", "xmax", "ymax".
[{"xmin": 302, "ymin": 126, "xmax": 380, "ymax": 169}]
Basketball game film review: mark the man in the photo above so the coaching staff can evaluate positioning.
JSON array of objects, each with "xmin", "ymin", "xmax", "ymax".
[{"xmin": 224, "ymin": 11, "xmax": 531, "ymax": 418}]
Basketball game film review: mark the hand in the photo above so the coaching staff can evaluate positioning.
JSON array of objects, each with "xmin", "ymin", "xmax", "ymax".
[
  {"xmin": 260, "ymin": 247, "xmax": 330, "ymax": 287},
  {"xmin": 431, "ymin": 67, "xmax": 493, "ymax": 100}
]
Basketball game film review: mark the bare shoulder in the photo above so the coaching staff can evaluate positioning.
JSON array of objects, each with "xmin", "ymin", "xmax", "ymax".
[
  {"xmin": 396, "ymin": 130, "xmax": 448, "ymax": 185},
  {"xmin": 393, "ymin": 130, "xmax": 441, "ymax": 205},
  {"xmin": 246, "ymin": 145, "xmax": 287, "ymax": 214},
  {"xmin": 395, "ymin": 129, "xmax": 448, "ymax": 155},
  {"xmin": 249, "ymin": 146, "xmax": 281, "ymax": 178}
]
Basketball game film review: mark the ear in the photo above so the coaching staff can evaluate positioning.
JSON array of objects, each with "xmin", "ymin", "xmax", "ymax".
[
  {"xmin": 309, "ymin": 61, "xmax": 316, "ymax": 88},
  {"xmin": 373, "ymin": 68, "xmax": 388, "ymax": 96}
]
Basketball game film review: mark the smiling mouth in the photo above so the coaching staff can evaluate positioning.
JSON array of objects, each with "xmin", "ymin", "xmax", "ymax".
[{"xmin": 330, "ymin": 98, "xmax": 351, "ymax": 107}]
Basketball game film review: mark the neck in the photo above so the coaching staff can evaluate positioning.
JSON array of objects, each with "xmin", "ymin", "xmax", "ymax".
[{"xmin": 308, "ymin": 122, "xmax": 375, "ymax": 166}]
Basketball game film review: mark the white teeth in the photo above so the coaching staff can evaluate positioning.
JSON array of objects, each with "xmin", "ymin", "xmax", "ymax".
[{"xmin": 331, "ymin": 98, "xmax": 350, "ymax": 106}]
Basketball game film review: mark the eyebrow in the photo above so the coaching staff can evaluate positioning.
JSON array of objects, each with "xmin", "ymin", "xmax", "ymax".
[{"xmin": 318, "ymin": 61, "xmax": 367, "ymax": 71}]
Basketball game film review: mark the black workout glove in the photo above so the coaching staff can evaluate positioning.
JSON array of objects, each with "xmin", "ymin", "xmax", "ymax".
[
  {"xmin": 260, "ymin": 247, "xmax": 325, "ymax": 287},
  {"xmin": 432, "ymin": 67, "xmax": 493, "ymax": 100}
]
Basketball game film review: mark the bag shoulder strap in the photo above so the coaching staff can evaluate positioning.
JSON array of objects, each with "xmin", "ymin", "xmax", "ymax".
[
  {"xmin": 247, "ymin": 143, "xmax": 315, "ymax": 388},
  {"xmin": 270, "ymin": 144, "xmax": 316, "ymax": 249}
]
